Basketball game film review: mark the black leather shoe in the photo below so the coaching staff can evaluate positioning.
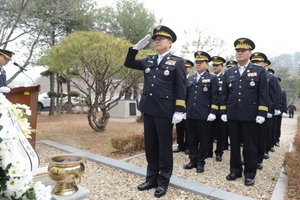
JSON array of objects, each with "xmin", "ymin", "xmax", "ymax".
[
  {"xmin": 275, "ymin": 142, "xmax": 280, "ymax": 147},
  {"xmin": 137, "ymin": 182, "xmax": 157, "ymax": 191},
  {"xmin": 270, "ymin": 147, "xmax": 275, "ymax": 152},
  {"xmin": 264, "ymin": 153, "xmax": 269, "ymax": 159},
  {"xmin": 245, "ymin": 178, "xmax": 255, "ymax": 186},
  {"xmin": 185, "ymin": 150, "xmax": 189, "ymax": 155},
  {"xmin": 257, "ymin": 163, "xmax": 263, "ymax": 170},
  {"xmin": 196, "ymin": 166, "xmax": 204, "ymax": 173},
  {"xmin": 226, "ymin": 173, "xmax": 242, "ymax": 181},
  {"xmin": 173, "ymin": 147, "xmax": 185, "ymax": 153},
  {"xmin": 183, "ymin": 161, "xmax": 197, "ymax": 169},
  {"xmin": 154, "ymin": 186, "xmax": 167, "ymax": 198},
  {"xmin": 216, "ymin": 155, "xmax": 222, "ymax": 162}
]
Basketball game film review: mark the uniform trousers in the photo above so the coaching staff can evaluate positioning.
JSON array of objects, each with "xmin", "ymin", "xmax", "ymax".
[
  {"xmin": 187, "ymin": 119, "xmax": 212, "ymax": 166},
  {"xmin": 227, "ymin": 120, "xmax": 258, "ymax": 179},
  {"xmin": 175, "ymin": 119, "xmax": 188, "ymax": 150},
  {"xmin": 143, "ymin": 113, "xmax": 173, "ymax": 186},
  {"xmin": 275, "ymin": 115, "xmax": 283, "ymax": 143},
  {"xmin": 257, "ymin": 118, "xmax": 271, "ymax": 164},
  {"xmin": 207, "ymin": 115, "xmax": 225, "ymax": 156},
  {"xmin": 265, "ymin": 117, "xmax": 274, "ymax": 154}
]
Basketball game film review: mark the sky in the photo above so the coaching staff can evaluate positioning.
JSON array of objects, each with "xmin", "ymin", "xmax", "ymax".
[
  {"xmin": 97, "ymin": 0, "xmax": 299, "ymax": 60},
  {"xmin": 5, "ymin": 0, "xmax": 300, "ymax": 87}
]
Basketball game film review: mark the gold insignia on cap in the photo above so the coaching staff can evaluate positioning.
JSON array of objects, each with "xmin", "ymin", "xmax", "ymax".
[
  {"xmin": 156, "ymin": 26, "xmax": 162, "ymax": 31},
  {"xmin": 239, "ymin": 39, "xmax": 246, "ymax": 43}
]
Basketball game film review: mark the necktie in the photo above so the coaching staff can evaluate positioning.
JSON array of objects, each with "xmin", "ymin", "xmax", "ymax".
[
  {"xmin": 157, "ymin": 55, "xmax": 164, "ymax": 65},
  {"xmin": 196, "ymin": 74, "xmax": 201, "ymax": 82},
  {"xmin": 239, "ymin": 66, "xmax": 245, "ymax": 75}
]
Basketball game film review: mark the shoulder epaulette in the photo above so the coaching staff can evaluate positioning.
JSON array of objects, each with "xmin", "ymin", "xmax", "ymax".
[{"xmin": 170, "ymin": 54, "xmax": 182, "ymax": 58}]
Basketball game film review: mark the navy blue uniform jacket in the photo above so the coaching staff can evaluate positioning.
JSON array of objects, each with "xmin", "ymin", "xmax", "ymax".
[
  {"xmin": 220, "ymin": 63, "xmax": 268, "ymax": 121},
  {"xmin": 124, "ymin": 47, "xmax": 186, "ymax": 118},
  {"xmin": 186, "ymin": 71, "xmax": 219, "ymax": 120}
]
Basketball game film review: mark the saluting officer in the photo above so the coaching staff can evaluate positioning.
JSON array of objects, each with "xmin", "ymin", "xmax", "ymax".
[
  {"xmin": 207, "ymin": 56, "xmax": 226, "ymax": 162},
  {"xmin": 220, "ymin": 38, "xmax": 268, "ymax": 186},
  {"xmin": 173, "ymin": 59, "xmax": 194, "ymax": 154},
  {"xmin": 124, "ymin": 25, "xmax": 186, "ymax": 198},
  {"xmin": 250, "ymin": 52, "xmax": 280, "ymax": 169},
  {"xmin": 183, "ymin": 51, "xmax": 219, "ymax": 173},
  {"xmin": 0, "ymin": 49, "xmax": 14, "ymax": 93}
]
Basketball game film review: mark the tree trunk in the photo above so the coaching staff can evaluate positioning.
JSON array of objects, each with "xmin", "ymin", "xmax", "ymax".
[
  {"xmin": 49, "ymin": 73, "xmax": 55, "ymax": 116},
  {"xmin": 87, "ymin": 107, "xmax": 110, "ymax": 132}
]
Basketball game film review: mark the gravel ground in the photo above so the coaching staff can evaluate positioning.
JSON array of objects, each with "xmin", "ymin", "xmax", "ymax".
[{"xmin": 35, "ymin": 115, "xmax": 298, "ymax": 200}]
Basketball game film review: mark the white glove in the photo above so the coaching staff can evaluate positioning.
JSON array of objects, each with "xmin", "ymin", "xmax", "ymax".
[
  {"xmin": 282, "ymin": 112, "xmax": 287, "ymax": 117},
  {"xmin": 267, "ymin": 113, "xmax": 273, "ymax": 118},
  {"xmin": 274, "ymin": 109, "xmax": 281, "ymax": 116},
  {"xmin": 0, "ymin": 86, "xmax": 11, "ymax": 93},
  {"xmin": 133, "ymin": 34, "xmax": 151, "ymax": 50},
  {"xmin": 207, "ymin": 113, "xmax": 216, "ymax": 121},
  {"xmin": 256, "ymin": 116, "xmax": 265, "ymax": 124},
  {"xmin": 182, "ymin": 113, "xmax": 186, "ymax": 120},
  {"xmin": 172, "ymin": 112, "xmax": 183, "ymax": 124},
  {"xmin": 221, "ymin": 114, "xmax": 227, "ymax": 122}
]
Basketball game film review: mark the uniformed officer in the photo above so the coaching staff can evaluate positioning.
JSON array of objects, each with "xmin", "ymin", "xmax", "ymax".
[
  {"xmin": 0, "ymin": 49, "xmax": 14, "ymax": 93},
  {"xmin": 250, "ymin": 52, "xmax": 280, "ymax": 169},
  {"xmin": 207, "ymin": 56, "xmax": 226, "ymax": 162},
  {"xmin": 223, "ymin": 59, "xmax": 238, "ymax": 150},
  {"xmin": 183, "ymin": 51, "xmax": 219, "ymax": 173},
  {"xmin": 276, "ymin": 77, "xmax": 287, "ymax": 146},
  {"xmin": 124, "ymin": 25, "xmax": 186, "ymax": 198},
  {"xmin": 264, "ymin": 67, "xmax": 282, "ymax": 156},
  {"xmin": 220, "ymin": 38, "xmax": 268, "ymax": 186},
  {"xmin": 226, "ymin": 60, "xmax": 238, "ymax": 69},
  {"xmin": 173, "ymin": 59, "xmax": 193, "ymax": 154}
]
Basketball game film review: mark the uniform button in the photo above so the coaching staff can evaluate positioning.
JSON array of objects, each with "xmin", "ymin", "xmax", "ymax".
[
  {"xmin": 156, "ymin": 68, "xmax": 158, "ymax": 70},
  {"xmin": 238, "ymin": 99, "xmax": 241, "ymax": 101},
  {"xmin": 193, "ymin": 103, "xmax": 196, "ymax": 105},
  {"xmin": 151, "ymin": 84, "xmax": 154, "ymax": 87},
  {"xmin": 195, "ymin": 91, "xmax": 197, "ymax": 93},
  {"xmin": 153, "ymin": 76, "xmax": 156, "ymax": 78},
  {"xmin": 150, "ymin": 93, "xmax": 152, "ymax": 96},
  {"xmin": 240, "ymin": 80, "xmax": 242, "ymax": 82},
  {"xmin": 239, "ymin": 92, "xmax": 241, "ymax": 95},
  {"xmin": 166, "ymin": 96, "xmax": 168, "ymax": 98},
  {"xmin": 239, "ymin": 86, "xmax": 242, "ymax": 88},
  {"xmin": 196, "ymin": 85, "xmax": 198, "ymax": 88},
  {"xmin": 194, "ymin": 97, "xmax": 196, "ymax": 99}
]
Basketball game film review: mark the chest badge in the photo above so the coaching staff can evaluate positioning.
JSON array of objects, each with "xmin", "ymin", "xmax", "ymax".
[
  {"xmin": 164, "ymin": 70, "xmax": 170, "ymax": 76},
  {"xmin": 203, "ymin": 86, "xmax": 208, "ymax": 92},
  {"xmin": 250, "ymin": 80, "xmax": 255, "ymax": 86}
]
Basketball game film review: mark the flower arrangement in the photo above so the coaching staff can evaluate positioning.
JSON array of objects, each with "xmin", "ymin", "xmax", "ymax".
[{"xmin": 0, "ymin": 93, "xmax": 52, "ymax": 200}]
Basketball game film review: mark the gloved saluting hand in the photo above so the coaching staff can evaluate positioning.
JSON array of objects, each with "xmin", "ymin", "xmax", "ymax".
[
  {"xmin": 133, "ymin": 34, "xmax": 151, "ymax": 50},
  {"xmin": 0, "ymin": 86, "xmax": 11, "ymax": 93},
  {"xmin": 172, "ymin": 112, "xmax": 183, "ymax": 124}
]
